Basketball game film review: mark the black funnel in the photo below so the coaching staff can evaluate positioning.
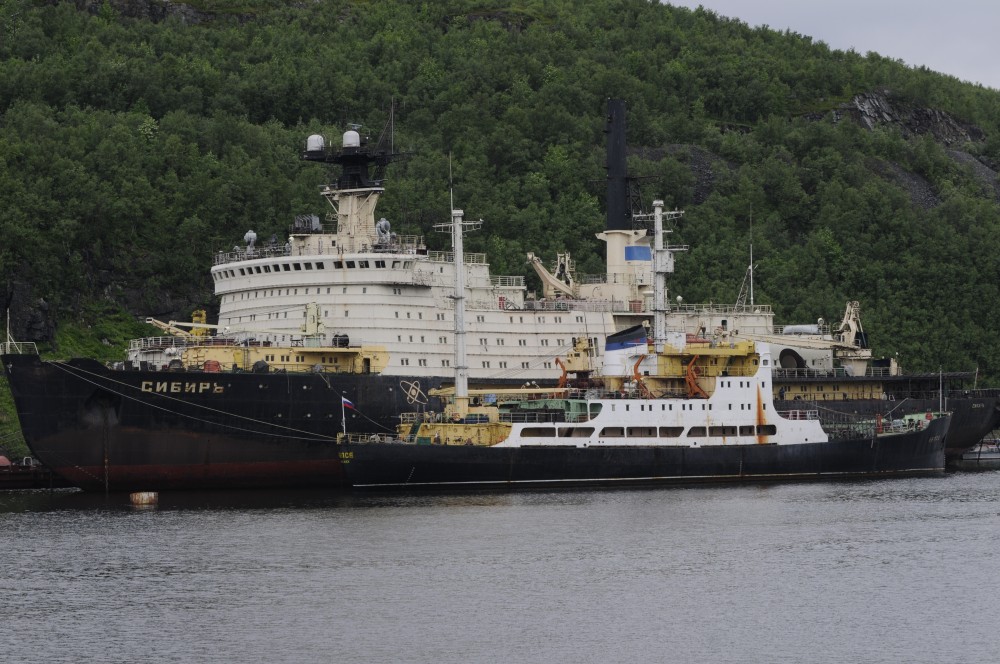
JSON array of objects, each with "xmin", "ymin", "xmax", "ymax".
[{"xmin": 604, "ymin": 98, "xmax": 630, "ymax": 231}]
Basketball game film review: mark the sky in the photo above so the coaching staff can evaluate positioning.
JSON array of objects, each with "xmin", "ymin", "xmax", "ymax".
[{"xmin": 665, "ymin": 1, "xmax": 999, "ymax": 90}]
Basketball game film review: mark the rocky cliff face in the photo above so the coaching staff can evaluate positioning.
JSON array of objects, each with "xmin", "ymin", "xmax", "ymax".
[
  {"xmin": 834, "ymin": 89, "xmax": 986, "ymax": 145},
  {"xmin": 655, "ymin": 90, "xmax": 995, "ymax": 211},
  {"xmin": 838, "ymin": 91, "xmax": 998, "ymax": 206},
  {"xmin": 4, "ymin": 281, "xmax": 57, "ymax": 348}
]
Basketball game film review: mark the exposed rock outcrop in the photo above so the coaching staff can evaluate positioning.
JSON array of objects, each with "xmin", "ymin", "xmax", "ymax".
[
  {"xmin": 866, "ymin": 158, "xmax": 940, "ymax": 210},
  {"xmin": 827, "ymin": 89, "xmax": 985, "ymax": 145},
  {"xmin": 947, "ymin": 150, "xmax": 1000, "ymax": 199},
  {"xmin": 4, "ymin": 281, "xmax": 57, "ymax": 346},
  {"xmin": 667, "ymin": 145, "xmax": 732, "ymax": 205}
]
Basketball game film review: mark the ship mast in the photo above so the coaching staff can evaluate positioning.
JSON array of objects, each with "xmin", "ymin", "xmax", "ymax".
[
  {"xmin": 749, "ymin": 211, "xmax": 754, "ymax": 307},
  {"xmin": 301, "ymin": 124, "xmax": 400, "ymax": 253},
  {"xmin": 651, "ymin": 201, "xmax": 686, "ymax": 353},
  {"xmin": 736, "ymin": 213, "xmax": 756, "ymax": 310},
  {"xmin": 435, "ymin": 209, "xmax": 481, "ymax": 418},
  {"xmin": 653, "ymin": 201, "xmax": 666, "ymax": 352}
]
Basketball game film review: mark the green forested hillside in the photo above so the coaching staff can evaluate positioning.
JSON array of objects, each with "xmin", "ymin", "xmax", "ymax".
[{"xmin": 2, "ymin": 0, "xmax": 1000, "ymax": 387}]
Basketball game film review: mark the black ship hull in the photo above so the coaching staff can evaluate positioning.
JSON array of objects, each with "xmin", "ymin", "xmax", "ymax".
[
  {"xmin": 776, "ymin": 396, "xmax": 999, "ymax": 459},
  {"xmin": 1, "ymin": 351, "xmax": 973, "ymax": 491},
  {"xmin": 2, "ymin": 353, "xmax": 466, "ymax": 491},
  {"xmin": 342, "ymin": 417, "xmax": 949, "ymax": 490}
]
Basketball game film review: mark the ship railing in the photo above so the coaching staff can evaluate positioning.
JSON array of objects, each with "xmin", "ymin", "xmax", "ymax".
[
  {"xmin": 397, "ymin": 410, "xmax": 592, "ymax": 425},
  {"xmin": 128, "ymin": 336, "xmax": 252, "ymax": 351},
  {"xmin": 776, "ymin": 409, "xmax": 820, "ymax": 421},
  {"xmin": 455, "ymin": 297, "xmax": 630, "ymax": 313},
  {"xmin": 451, "ymin": 393, "xmax": 584, "ymax": 409},
  {"xmin": 890, "ymin": 389, "xmax": 967, "ymax": 401},
  {"xmin": 491, "ymin": 275, "xmax": 525, "ymax": 288},
  {"xmin": 821, "ymin": 415, "xmax": 921, "ymax": 437},
  {"xmin": 822, "ymin": 423, "xmax": 877, "ymax": 440},
  {"xmin": 251, "ymin": 362, "xmax": 360, "ymax": 373},
  {"xmin": 341, "ymin": 432, "xmax": 399, "ymax": 444},
  {"xmin": 668, "ymin": 303, "xmax": 775, "ymax": 316},
  {"xmin": 129, "ymin": 335, "xmax": 344, "ymax": 352},
  {"xmin": 603, "ymin": 388, "xmax": 679, "ymax": 400},
  {"xmin": 446, "ymin": 296, "xmax": 651, "ymax": 313},
  {"xmin": 773, "ymin": 368, "xmax": 841, "ymax": 379},
  {"xmin": 213, "ymin": 245, "xmax": 292, "ymax": 266},
  {"xmin": 467, "ymin": 298, "xmax": 513, "ymax": 310},
  {"xmin": 1, "ymin": 340, "xmax": 38, "ymax": 355},
  {"xmin": 788, "ymin": 402, "xmax": 879, "ymax": 439},
  {"xmin": 397, "ymin": 411, "xmax": 499, "ymax": 425},
  {"xmin": 957, "ymin": 387, "xmax": 1000, "ymax": 398},
  {"xmin": 129, "ymin": 336, "xmax": 194, "ymax": 351},
  {"xmin": 773, "ymin": 324, "xmax": 833, "ymax": 336},
  {"xmin": 448, "ymin": 298, "xmax": 614, "ymax": 312},
  {"xmin": 519, "ymin": 299, "xmax": 631, "ymax": 313},
  {"xmin": 773, "ymin": 366, "xmax": 899, "ymax": 379},
  {"xmin": 368, "ymin": 235, "xmax": 426, "ymax": 253},
  {"xmin": 879, "ymin": 418, "xmax": 924, "ymax": 433},
  {"xmin": 498, "ymin": 412, "xmax": 589, "ymax": 424},
  {"xmin": 427, "ymin": 250, "xmax": 487, "ymax": 265},
  {"xmin": 576, "ymin": 272, "xmax": 638, "ymax": 286}
]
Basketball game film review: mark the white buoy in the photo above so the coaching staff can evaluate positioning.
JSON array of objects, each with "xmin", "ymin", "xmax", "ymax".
[{"xmin": 130, "ymin": 491, "xmax": 158, "ymax": 507}]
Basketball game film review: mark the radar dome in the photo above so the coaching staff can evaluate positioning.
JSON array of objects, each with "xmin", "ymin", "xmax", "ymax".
[
  {"xmin": 343, "ymin": 130, "xmax": 361, "ymax": 148},
  {"xmin": 306, "ymin": 134, "xmax": 325, "ymax": 152}
]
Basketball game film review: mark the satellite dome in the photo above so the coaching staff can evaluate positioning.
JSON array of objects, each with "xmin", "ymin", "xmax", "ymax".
[
  {"xmin": 343, "ymin": 130, "xmax": 361, "ymax": 148},
  {"xmin": 306, "ymin": 134, "xmax": 325, "ymax": 152}
]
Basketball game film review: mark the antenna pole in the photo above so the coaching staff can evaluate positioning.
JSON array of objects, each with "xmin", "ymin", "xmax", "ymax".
[
  {"xmin": 434, "ymin": 195, "xmax": 483, "ymax": 419},
  {"xmin": 749, "ymin": 209, "xmax": 754, "ymax": 307}
]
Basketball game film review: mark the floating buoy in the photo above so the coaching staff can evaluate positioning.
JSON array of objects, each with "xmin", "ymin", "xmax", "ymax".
[{"xmin": 130, "ymin": 492, "xmax": 158, "ymax": 507}]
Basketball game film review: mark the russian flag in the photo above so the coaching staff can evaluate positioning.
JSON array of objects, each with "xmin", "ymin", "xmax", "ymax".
[{"xmin": 341, "ymin": 396, "xmax": 355, "ymax": 410}]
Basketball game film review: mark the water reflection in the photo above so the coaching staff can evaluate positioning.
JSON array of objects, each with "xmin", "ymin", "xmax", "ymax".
[{"xmin": 2, "ymin": 474, "xmax": 1000, "ymax": 663}]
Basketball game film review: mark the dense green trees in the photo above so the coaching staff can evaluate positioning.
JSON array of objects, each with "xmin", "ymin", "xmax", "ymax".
[{"xmin": 1, "ymin": 0, "xmax": 999, "ymax": 390}]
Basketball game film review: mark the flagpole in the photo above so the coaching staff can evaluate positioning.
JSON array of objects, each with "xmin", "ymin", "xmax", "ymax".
[{"xmin": 341, "ymin": 396, "xmax": 347, "ymax": 436}]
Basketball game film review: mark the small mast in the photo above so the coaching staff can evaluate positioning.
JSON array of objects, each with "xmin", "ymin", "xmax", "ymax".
[{"xmin": 651, "ymin": 200, "xmax": 687, "ymax": 353}]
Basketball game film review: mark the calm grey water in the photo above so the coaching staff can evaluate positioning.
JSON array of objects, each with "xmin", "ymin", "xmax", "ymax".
[{"xmin": 2, "ymin": 473, "xmax": 999, "ymax": 664}]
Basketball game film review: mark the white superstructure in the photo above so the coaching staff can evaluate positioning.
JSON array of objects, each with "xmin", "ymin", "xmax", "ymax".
[
  {"xmin": 496, "ymin": 343, "xmax": 828, "ymax": 449},
  {"xmin": 210, "ymin": 177, "xmax": 620, "ymax": 380},
  {"xmin": 207, "ymin": 110, "xmax": 864, "ymax": 385},
  {"xmin": 210, "ymin": 128, "xmax": 632, "ymax": 383}
]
